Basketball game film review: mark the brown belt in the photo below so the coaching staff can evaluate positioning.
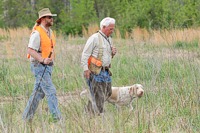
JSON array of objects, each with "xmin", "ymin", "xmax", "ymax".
[
  {"xmin": 101, "ymin": 66, "xmax": 109, "ymax": 71},
  {"xmin": 41, "ymin": 62, "xmax": 54, "ymax": 66},
  {"xmin": 102, "ymin": 66, "xmax": 112, "ymax": 76},
  {"xmin": 48, "ymin": 62, "xmax": 54, "ymax": 66}
]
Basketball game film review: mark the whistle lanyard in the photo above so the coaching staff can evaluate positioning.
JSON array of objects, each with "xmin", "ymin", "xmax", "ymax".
[{"xmin": 98, "ymin": 31, "xmax": 112, "ymax": 51}]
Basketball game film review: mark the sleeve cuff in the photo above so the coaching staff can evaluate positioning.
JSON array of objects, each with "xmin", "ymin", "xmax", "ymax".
[{"xmin": 83, "ymin": 65, "xmax": 89, "ymax": 71}]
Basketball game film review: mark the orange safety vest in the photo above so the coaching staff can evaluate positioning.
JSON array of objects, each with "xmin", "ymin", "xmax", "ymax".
[{"xmin": 27, "ymin": 25, "xmax": 56, "ymax": 59}]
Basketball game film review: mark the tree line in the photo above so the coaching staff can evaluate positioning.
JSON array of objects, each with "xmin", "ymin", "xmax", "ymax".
[{"xmin": 0, "ymin": 0, "xmax": 199, "ymax": 37}]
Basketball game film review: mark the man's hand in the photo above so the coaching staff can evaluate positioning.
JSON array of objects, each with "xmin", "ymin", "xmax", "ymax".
[
  {"xmin": 43, "ymin": 58, "xmax": 53, "ymax": 64},
  {"xmin": 84, "ymin": 70, "xmax": 91, "ymax": 79},
  {"xmin": 28, "ymin": 48, "xmax": 53, "ymax": 64},
  {"xmin": 111, "ymin": 46, "xmax": 117, "ymax": 57}
]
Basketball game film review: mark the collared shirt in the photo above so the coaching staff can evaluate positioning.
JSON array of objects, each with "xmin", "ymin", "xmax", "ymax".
[
  {"xmin": 81, "ymin": 30, "xmax": 113, "ymax": 71},
  {"xmin": 28, "ymin": 24, "xmax": 52, "ymax": 62}
]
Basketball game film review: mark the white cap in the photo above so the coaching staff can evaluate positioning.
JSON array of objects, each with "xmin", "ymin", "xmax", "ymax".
[{"xmin": 100, "ymin": 17, "xmax": 115, "ymax": 29}]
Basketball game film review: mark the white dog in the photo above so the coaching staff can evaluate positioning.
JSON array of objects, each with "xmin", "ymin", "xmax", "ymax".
[{"xmin": 80, "ymin": 84, "xmax": 144, "ymax": 111}]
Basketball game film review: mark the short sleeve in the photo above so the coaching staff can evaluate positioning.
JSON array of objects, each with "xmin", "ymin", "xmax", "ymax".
[{"xmin": 28, "ymin": 31, "xmax": 40, "ymax": 51}]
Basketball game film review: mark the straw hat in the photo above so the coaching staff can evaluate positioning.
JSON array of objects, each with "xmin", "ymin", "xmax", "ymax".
[{"xmin": 36, "ymin": 8, "xmax": 57, "ymax": 23}]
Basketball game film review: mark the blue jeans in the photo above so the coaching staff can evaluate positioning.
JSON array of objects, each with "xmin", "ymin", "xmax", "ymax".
[{"xmin": 22, "ymin": 62, "xmax": 61, "ymax": 121}]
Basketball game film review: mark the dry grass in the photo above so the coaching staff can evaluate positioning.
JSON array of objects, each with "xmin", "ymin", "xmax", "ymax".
[
  {"xmin": 82, "ymin": 25, "xmax": 200, "ymax": 46},
  {"xmin": 130, "ymin": 27, "xmax": 200, "ymax": 45},
  {"xmin": 1, "ymin": 26, "xmax": 200, "ymax": 59},
  {"xmin": 0, "ymin": 27, "xmax": 30, "ymax": 59},
  {"xmin": 82, "ymin": 24, "xmax": 99, "ymax": 38}
]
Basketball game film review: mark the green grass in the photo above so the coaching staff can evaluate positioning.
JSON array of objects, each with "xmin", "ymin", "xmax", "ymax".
[
  {"xmin": 0, "ymin": 37, "xmax": 199, "ymax": 132},
  {"xmin": 173, "ymin": 40, "xmax": 199, "ymax": 49}
]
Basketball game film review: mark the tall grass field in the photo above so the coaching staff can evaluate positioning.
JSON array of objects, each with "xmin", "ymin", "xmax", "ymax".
[{"xmin": 0, "ymin": 27, "xmax": 199, "ymax": 133}]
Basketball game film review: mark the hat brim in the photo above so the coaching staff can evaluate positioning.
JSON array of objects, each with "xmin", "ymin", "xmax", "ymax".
[{"xmin": 36, "ymin": 14, "xmax": 57, "ymax": 23}]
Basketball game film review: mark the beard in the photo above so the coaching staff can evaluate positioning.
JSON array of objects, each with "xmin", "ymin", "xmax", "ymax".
[
  {"xmin": 47, "ymin": 22, "xmax": 53, "ymax": 27},
  {"xmin": 45, "ymin": 20, "xmax": 53, "ymax": 27}
]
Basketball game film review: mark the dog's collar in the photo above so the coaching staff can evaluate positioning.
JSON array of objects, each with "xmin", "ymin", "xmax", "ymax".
[{"xmin": 129, "ymin": 94, "xmax": 136, "ymax": 104}]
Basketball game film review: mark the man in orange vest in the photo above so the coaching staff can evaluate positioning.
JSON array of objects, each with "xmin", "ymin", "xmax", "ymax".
[{"xmin": 22, "ymin": 8, "xmax": 61, "ymax": 122}]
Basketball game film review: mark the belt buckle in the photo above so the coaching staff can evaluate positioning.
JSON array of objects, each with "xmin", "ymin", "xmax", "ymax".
[{"xmin": 102, "ymin": 66, "xmax": 108, "ymax": 71}]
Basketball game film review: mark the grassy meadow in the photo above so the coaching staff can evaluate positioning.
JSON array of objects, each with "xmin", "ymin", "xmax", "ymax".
[{"xmin": 0, "ymin": 26, "xmax": 200, "ymax": 133}]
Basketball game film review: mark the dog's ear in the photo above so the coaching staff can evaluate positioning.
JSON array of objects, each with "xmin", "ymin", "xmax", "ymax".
[{"xmin": 129, "ymin": 86, "xmax": 135, "ymax": 96}]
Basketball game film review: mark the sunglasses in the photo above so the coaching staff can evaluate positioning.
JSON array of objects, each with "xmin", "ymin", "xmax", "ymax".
[{"xmin": 45, "ymin": 16, "xmax": 53, "ymax": 19}]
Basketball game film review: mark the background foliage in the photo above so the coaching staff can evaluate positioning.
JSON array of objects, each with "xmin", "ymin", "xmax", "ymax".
[{"xmin": 0, "ymin": 0, "xmax": 200, "ymax": 37}]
